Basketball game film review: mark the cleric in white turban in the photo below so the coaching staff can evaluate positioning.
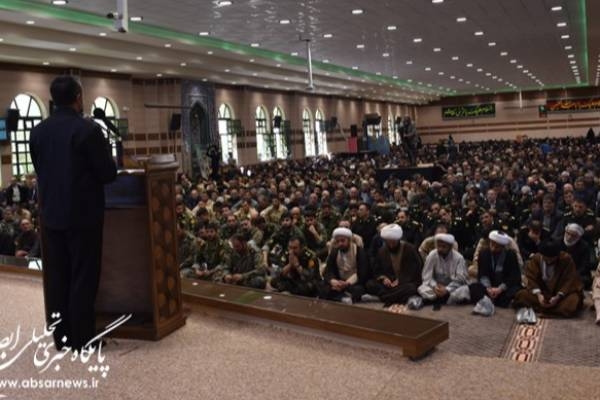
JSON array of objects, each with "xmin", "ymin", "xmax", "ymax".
[
  {"xmin": 488, "ymin": 230, "xmax": 510, "ymax": 246},
  {"xmin": 380, "ymin": 224, "xmax": 403, "ymax": 241},
  {"xmin": 332, "ymin": 227, "xmax": 353, "ymax": 239},
  {"xmin": 418, "ymin": 233, "xmax": 470, "ymax": 308}
]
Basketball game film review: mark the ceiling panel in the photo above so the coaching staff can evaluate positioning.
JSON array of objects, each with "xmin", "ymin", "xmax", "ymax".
[{"xmin": 0, "ymin": 0, "xmax": 593, "ymax": 104}]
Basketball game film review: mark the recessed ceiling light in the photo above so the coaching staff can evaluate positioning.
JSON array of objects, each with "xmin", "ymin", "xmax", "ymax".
[
  {"xmin": 510, "ymin": 59, "xmax": 517, "ymax": 63},
  {"xmin": 561, "ymin": 34, "xmax": 570, "ymax": 39},
  {"xmin": 477, "ymin": 68, "xmax": 483, "ymax": 72},
  {"xmin": 488, "ymin": 42, "xmax": 496, "ymax": 46},
  {"xmin": 136, "ymin": 56, "xmax": 143, "ymax": 60},
  {"xmin": 450, "ymin": 75, "xmax": 456, "ymax": 79},
  {"xmin": 99, "ymin": 32, "xmax": 107, "ymax": 37},
  {"xmin": 352, "ymin": 66, "xmax": 358, "ymax": 70},
  {"xmin": 323, "ymin": 33, "xmax": 333, "ymax": 38},
  {"xmin": 291, "ymin": 52, "xmax": 298, "ymax": 56},
  {"xmin": 26, "ymin": 20, "xmax": 35, "ymax": 25},
  {"xmin": 474, "ymin": 31, "xmax": 484, "ymax": 36},
  {"xmin": 180, "ymin": 62, "xmax": 187, "ymax": 67},
  {"xmin": 568, "ymin": 54, "xmax": 575, "ymax": 58},
  {"xmin": 406, "ymin": 60, "xmax": 413, "ymax": 64},
  {"xmin": 500, "ymin": 51, "xmax": 508, "ymax": 56},
  {"xmin": 458, "ymin": 78, "xmax": 464, "ymax": 82},
  {"xmin": 570, "ymin": 60, "xmax": 576, "ymax": 64},
  {"xmin": 433, "ymin": 47, "xmax": 442, "ymax": 52},
  {"xmin": 517, "ymin": 65, "xmax": 523, "ymax": 69},
  {"xmin": 425, "ymin": 67, "xmax": 431, "ymax": 71},
  {"xmin": 110, "ymin": 69, "xmax": 117, "ymax": 73},
  {"xmin": 382, "ymin": 52, "xmax": 390, "ymax": 57},
  {"xmin": 432, "ymin": 0, "xmax": 444, "ymax": 3},
  {"xmin": 250, "ymin": 43, "xmax": 260, "ymax": 47},
  {"xmin": 352, "ymin": 9, "xmax": 364, "ymax": 15},
  {"xmin": 199, "ymin": 31, "xmax": 210, "ymax": 36},
  {"xmin": 457, "ymin": 17, "xmax": 467, "ymax": 22},
  {"xmin": 552, "ymin": 6, "xmax": 563, "ymax": 11},
  {"xmin": 249, "ymin": 58, "xmax": 254, "ymax": 62},
  {"xmin": 225, "ymin": 68, "xmax": 230, "ymax": 72},
  {"xmin": 252, "ymin": 72, "xmax": 258, "ymax": 76},
  {"xmin": 393, "ymin": 75, "xmax": 398, "ymax": 79},
  {"xmin": 438, "ymin": 71, "xmax": 445, "ymax": 76},
  {"xmin": 485, "ymin": 72, "xmax": 492, "ymax": 76},
  {"xmin": 413, "ymin": 37, "xmax": 422, "ymax": 43},
  {"xmin": 43, "ymin": 61, "xmax": 50, "ymax": 66},
  {"xmin": 565, "ymin": 45, "xmax": 572, "ymax": 50},
  {"xmin": 356, "ymin": 44, "xmax": 365, "ymax": 49},
  {"xmin": 69, "ymin": 47, "xmax": 76, "ymax": 52},
  {"xmin": 451, "ymin": 56, "xmax": 459, "ymax": 60},
  {"xmin": 387, "ymin": 25, "xmax": 397, "ymax": 31},
  {"xmin": 52, "ymin": 0, "xmax": 68, "ymax": 4},
  {"xmin": 156, "ymin": 73, "xmax": 163, "ymax": 77},
  {"xmin": 218, "ymin": 0, "xmax": 232, "ymax": 6},
  {"xmin": 466, "ymin": 63, "xmax": 473, "ymax": 67},
  {"xmin": 130, "ymin": 16, "xmax": 143, "ymax": 22},
  {"xmin": 557, "ymin": 22, "xmax": 567, "ymax": 27},
  {"xmin": 323, "ymin": 59, "xmax": 330, "ymax": 63},
  {"xmin": 376, "ymin": 72, "xmax": 382, "ymax": 75},
  {"xmin": 279, "ymin": 19, "xmax": 291, "ymax": 24},
  {"xmin": 164, "ymin": 43, "xmax": 172, "ymax": 48},
  {"xmin": 202, "ymin": 78, "xmax": 208, "ymax": 82}
]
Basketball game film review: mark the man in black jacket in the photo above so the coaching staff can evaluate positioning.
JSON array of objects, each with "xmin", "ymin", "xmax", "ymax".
[
  {"xmin": 29, "ymin": 75, "xmax": 117, "ymax": 351},
  {"xmin": 365, "ymin": 224, "xmax": 423, "ymax": 306},
  {"xmin": 318, "ymin": 227, "xmax": 369, "ymax": 303},
  {"xmin": 469, "ymin": 230, "xmax": 522, "ymax": 315}
]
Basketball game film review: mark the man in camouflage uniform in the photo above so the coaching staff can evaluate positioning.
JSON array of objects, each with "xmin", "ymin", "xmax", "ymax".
[
  {"xmin": 302, "ymin": 209, "xmax": 328, "ymax": 259},
  {"xmin": 318, "ymin": 201, "xmax": 341, "ymax": 238},
  {"xmin": 222, "ymin": 233, "xmax": 267, "ymax": 289},
  {"xmin": 187, "ymin": 222, "xmax": 231, "ymax": 282},
  {"xmin": 264, "ymin": 213, "xmax": 304, "ymax": 261},
  {"xmin": 178, "ymin": 221, "xmax": 199, "ymax": 273},
  {"xmin": 175, "ymin": 199, "xmax": 197, "ymax": 234},
  {"xmin": 220, "ymin": 214, "xmax": 239, "ymax": 241},
  {"xmin": 270, "ymin": 236, "xmax": 322, "ymax": 297}
]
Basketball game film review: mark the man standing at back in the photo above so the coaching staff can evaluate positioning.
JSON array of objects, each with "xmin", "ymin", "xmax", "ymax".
[{"xmin": 29, "ymin": 75, "xmax": 117, "ymax": 351}]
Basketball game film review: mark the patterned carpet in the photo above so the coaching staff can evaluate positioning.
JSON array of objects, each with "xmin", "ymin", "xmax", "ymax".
[{"xmin": 359, "ymin": 299, "xmax": 600, "ymax": 367}]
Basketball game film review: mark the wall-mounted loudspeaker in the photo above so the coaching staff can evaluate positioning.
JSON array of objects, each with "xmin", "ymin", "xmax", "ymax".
[
  {"xmin": 273, "ymin": 116, "xmax": 282, "ymax": 128},
  {"xmin": 6, "ymin": 109, "xmax": 20, "ymax": 132}
]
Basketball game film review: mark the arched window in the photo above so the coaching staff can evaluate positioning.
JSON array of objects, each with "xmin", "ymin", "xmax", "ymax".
[
  {"xmin": 255, "ymin": 106, "xmax": 272, "ymax": 162},
  {"xmin": 9, "ymin": 93, "xmax": 44, "ymax": 177},
  {"xmin": 218, "ymin": 104, "xmax": 237, "ymax": 163},
  {"xmin": 272, "ymin": 106, "xmax": 287, "ymax": 159},
  {"xmin": 315, "ymin": 109, "xmax": 327, "ymax": 155},
  {"xmin": 302, "ymin": 108, "xmax": 315, "ymax": 157},
  {"xmin": 91, "ymin": 97, "xmax": 118, "ymax": 158}
]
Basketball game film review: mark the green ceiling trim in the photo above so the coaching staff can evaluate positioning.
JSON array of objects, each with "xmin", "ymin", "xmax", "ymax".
[{"xmin": 0, "ymin": 0, "xmax": 445, "ymax": 98}]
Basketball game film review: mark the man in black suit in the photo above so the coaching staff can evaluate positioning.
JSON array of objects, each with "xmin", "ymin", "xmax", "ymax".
[{"xmin": 29, "ymin": 76, "xmax": 117, "ymax": 351}]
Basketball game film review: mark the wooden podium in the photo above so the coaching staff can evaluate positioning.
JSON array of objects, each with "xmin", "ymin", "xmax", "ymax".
[{"xmin": 95, "ymin": 154, "xmax": 186, "ymax": 340}]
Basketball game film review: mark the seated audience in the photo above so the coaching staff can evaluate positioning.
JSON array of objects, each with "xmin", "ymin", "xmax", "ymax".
[{"xmin": 15, "ymin": 218, "xmax": 39, "ymax": 258}]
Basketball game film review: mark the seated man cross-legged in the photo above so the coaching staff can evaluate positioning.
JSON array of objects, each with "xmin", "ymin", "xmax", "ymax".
[
  {"xmin": 318, "ymin": 227, "xmax": 369, "ymax": 304},
  {"xmin": 513, "ymin": 240, "xmax": 583, "ymax": 319},
  {"xmin": 468, "ymin": 230, "xmax": 523, "ymax": 316},
  {"xmin": 365, "ymin": 224, "xmax": 423, "ymax": 307},
  {"xmin": 270, "ymin": 236, "xmax": 322, "ymax": 297},
  {"xmin": 418, "ymin": 233, "xmax": 470, "ymax": 310}
]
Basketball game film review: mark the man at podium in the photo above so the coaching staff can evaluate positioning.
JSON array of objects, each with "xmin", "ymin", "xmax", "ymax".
[{"xmin": 29, "ymin": 75, "xmax": 117, "ymax": 351}]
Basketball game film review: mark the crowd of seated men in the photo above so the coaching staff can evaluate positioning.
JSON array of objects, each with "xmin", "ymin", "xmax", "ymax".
[
  {"xmin": 171, "ymin": 135, "xmax": 598, "ymax": 324},
  {"xmin": 0, "ymin": 177, "xmax": 40, "ymax": 259}
]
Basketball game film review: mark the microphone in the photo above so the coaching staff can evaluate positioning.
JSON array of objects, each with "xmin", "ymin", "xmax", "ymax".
[{"xmin": 93, "ymin": 108, "xmax": 121, "ymax": 139}]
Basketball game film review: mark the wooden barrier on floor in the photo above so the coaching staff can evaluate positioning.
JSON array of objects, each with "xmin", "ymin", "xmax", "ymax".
[{"xmin": 181, "ymin": 279, "xmax": 449, "ymax": 359}]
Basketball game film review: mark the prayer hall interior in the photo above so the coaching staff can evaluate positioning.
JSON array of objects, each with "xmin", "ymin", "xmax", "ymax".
[{"xmin": 1, "ymin": 1, "xmax": 600, "ymax": 399}]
